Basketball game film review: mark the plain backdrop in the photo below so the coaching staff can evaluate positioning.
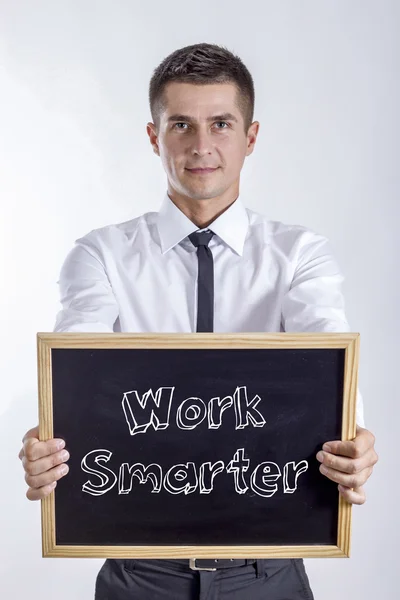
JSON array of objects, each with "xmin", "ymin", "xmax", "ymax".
[{"xmin": 0, "ymin": 1, "xmax": 398, "ymax": 598}]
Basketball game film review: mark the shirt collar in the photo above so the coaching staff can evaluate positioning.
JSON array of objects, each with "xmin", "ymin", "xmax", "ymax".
[{"xmin": 157, "ymin": 191, "xmax": 249, "ymax": 256}]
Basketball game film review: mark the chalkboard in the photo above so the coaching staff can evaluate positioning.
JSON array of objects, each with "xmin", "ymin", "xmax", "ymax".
[{"xmin": 37, "ymin": 332, "xmax": 359, "ymax": 559}]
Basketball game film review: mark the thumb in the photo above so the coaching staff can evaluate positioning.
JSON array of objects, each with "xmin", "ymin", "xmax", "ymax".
[{"xmin": 22, "ymin": 425, "xmax": 39, "ymax": 444}]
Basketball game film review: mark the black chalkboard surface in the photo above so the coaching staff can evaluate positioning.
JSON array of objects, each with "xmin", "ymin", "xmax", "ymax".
[{"xmin": 37, "ymin": 332, "xmax": 359, "ymax": 559}]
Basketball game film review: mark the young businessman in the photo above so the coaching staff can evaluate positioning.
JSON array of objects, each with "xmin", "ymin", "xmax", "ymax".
[{"xmin": 19, "ymin": 43, "xmax": 378, "ymax": 599}]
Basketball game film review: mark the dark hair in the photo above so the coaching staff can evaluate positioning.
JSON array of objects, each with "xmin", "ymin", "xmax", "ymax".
[{"xmin": 149, "ymin": 43, "xmax": 255, "ymax": 133}]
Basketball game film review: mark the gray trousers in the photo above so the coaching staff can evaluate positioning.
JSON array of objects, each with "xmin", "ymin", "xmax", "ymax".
[{"xmin": 94, "ymin": 558, "xmax": 314, "ymax": 599}]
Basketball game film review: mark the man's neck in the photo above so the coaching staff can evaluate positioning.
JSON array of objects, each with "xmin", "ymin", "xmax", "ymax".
[{"xmin": 167, "ymin": 188, "xmax": 239, "ymax": 229}]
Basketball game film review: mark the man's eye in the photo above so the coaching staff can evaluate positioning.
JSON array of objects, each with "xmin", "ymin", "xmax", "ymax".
[{"xmin": 173, "ymin": 122, "xmax": 229, "ymax": 130}]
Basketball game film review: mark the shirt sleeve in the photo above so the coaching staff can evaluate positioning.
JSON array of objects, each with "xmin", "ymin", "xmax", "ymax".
[
  {"xmin": 53, "ymin": 234, "xmax": 119, "ymax": 334},
  {"xmin": 281, "ymin": 229, "xmax": 365, "ymax": 428}
]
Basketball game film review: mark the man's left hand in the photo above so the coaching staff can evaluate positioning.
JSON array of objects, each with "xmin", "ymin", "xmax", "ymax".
[{"xmin": 316, "ymin": 426, "xmax": 378, "ymax": 505}]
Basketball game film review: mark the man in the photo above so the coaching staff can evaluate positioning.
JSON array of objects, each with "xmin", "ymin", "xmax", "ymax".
[{"xmin": 19, "ymin": 43, "xmax": 378, "ymax": 599}]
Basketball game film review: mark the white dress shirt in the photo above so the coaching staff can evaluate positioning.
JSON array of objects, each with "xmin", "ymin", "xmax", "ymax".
[{"xmin": 54, "ymin": 191, "xmax": 365, "ymax": 426}]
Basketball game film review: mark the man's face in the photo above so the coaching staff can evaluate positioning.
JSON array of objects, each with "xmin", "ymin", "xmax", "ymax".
[{"xmin": 147, "ymin": 82, "xmax": 259, "ymax": 202}]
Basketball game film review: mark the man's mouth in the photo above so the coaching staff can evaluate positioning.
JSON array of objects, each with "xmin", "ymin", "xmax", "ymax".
[{"xmin": 186, "ymin": 167, "xmax": 219, "ymax": 174}]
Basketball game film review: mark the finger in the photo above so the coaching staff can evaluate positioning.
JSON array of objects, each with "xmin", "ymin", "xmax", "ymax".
[
  {"xmin": 23, "ymin": 437, "xmax": 66, "ymax": 462},
  {"xmin": 319, "ymin": 464, "xmax": 373, "ymax": 488},
  {"xmin": 24, "ymin": 461, "xmax": 69, "ymax": 490},
  {"xmin": 322, "ymin": 428, "xmax": 375, "ymax": 459},
  {"xmin": 22, "ymin": 448, "xmax": 70, "ymax": 476},
  {"xmin": 26, "ymin": 481, "xmax": 58, "ymax": 501},
  {"xmin": 316, "ymin": 447, "xmax": 377, "ymax": 475},
  {"xmin": 22, "ymin": 426, "xmax": 39, "ymax": 444},
  {"xmin": 338, "ymin": 485, "xmax": 366, "ymax": 505},
  {"xmin": 19, "ymin": 426, "xmax": 40, "ymax": 460}
]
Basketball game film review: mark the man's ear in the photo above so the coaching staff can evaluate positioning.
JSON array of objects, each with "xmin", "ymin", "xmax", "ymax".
[
  {"xmin": 245, "ymin": 121, "xmax": 260, "ymax": 157},
  {"xmin": 147, "ymin": 122, "xmax": 160, "ymax": 156}
]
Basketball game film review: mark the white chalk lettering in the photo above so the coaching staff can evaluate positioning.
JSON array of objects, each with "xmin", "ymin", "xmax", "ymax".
[
  {"xmin": 207, "ymin": 396, "xmax": 233, "ymax": 429},
  {"xmin": 122, "ymin": 386, "xmax": 174, "ymax": 436},
  {"xmin": 226, "ymin": 448, "xmax": 250, "ymax": 494},
  {"xmin": 163, "ymin": 462, "xmax": 198, "ymax": 495},
  {"xmin": 283, "ymin": 461, "xmax": 309, "ymax": 493},
  {"xmin": 250, "ymin": 461, "xmax": 281, "ymax": 497},
  {"xmin": 81, "ymin": 385, "xmax": 309, "ymax": 502},
  {"xmin": 122, "ymin": 385, "xmax": 265, "ymax": 434},
  {"xmin": 118, "ymin": 462, "xmax": 162, "ymax": 494},
  {"xmin": 81, "ymin": 448, "xmax": 308, "ymax": 498},
  {"xmin": 176, "ymin": 397, "xmax": 207, "ymax": 430},
  {"xmin": 81, "ymin": 449, "xmax": 117, "ymax": 496},
  {"xmin": 233, "ymin": 386, "xmax": 266, "ymax": 429},
  {"xmin": 199, "ymin": 461, "xmax": 225, "ymax": 493}
]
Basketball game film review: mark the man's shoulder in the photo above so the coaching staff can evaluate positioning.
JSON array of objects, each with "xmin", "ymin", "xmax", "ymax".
[
  {"xmin": 245, "ymin": 205, "xmax": 329, "ymax": 248},
  {"xmin": 74, "ymin": 210, "xmax": 158, "ymax": 249}
]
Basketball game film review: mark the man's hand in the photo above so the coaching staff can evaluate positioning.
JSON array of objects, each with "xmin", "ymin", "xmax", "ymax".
[
  {"xmin": 316, "ymin": 425, "xmax": 378, "ymax": 505},
  {"xmin": 18, "ymin": 426, "xmax": 70, "ymax": 500}
]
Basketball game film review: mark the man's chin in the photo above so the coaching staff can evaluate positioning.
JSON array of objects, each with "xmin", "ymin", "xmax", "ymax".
[
  {"xmin": 169, "ymin": 177, "xmax": 228, "ymax": 201},
  {"xmin": 182, "ymin": 189, "xmax": 223, "ymax": 201}
]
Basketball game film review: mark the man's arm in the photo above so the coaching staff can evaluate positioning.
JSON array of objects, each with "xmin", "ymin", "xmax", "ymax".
[
  {"xmin": 19, "ymin": 234, "xmax": 119, "ymax": 500},
  {"xmin": 53, "ymin": 235, "xmax": 118, "ymax": 333},
  {"xmin": 281, "ymin": 229, "xmax": 378, "ymax": 503},
  {"xmin": 281, "ymin": 229, "xmax": 351, "ymax": 333},
  {"xmin": 281, "ymin": 229, "xmax": 365, "ymax": 426}
]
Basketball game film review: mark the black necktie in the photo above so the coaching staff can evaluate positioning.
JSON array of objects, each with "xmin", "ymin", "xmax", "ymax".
[{"xmin": 188, "ymin": 230, "xmax": 215, "ymax": 332}]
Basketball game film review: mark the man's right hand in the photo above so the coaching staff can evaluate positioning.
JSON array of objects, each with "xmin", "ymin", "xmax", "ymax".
[{"xmin": 18, "ymin": 426, "xmax": 70, "ymax": 500}]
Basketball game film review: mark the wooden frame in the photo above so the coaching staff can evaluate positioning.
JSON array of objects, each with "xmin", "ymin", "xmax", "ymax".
[{"xmin": 37, "ymin": 331, "xmax": 359, "ymax": 559}]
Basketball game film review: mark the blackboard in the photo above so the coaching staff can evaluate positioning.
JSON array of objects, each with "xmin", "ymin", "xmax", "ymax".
[{"xmin": 37, "ymin": 332, "xmax": 359, "ymax": 558}]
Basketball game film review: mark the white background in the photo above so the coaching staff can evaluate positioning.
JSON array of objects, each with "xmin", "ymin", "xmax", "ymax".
[{"xmin": 0, "ymin": 1, "xmax": 398, "ymax": 598}]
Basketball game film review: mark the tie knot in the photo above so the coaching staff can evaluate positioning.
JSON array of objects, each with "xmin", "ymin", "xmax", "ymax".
[{"xmin": 188, "ymin": 230, "xmax": 214, "ymax": 248}]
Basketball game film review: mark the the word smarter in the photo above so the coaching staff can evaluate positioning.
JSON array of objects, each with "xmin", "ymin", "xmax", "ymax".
[
  {"xmin": 121, "ymin": 385, "xmax": 266, "ymax": 436},
  {"xmin": 81, "ymin": 447, "xmax": 308, "ymax": 498}
]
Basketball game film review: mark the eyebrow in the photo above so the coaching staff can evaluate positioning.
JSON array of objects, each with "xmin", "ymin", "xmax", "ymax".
[{"xmin": 167, "ymin": 112, "xmax": 238, "ymax": 124}]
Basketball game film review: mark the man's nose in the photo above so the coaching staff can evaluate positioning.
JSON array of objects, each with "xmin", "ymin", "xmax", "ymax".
[{"xmin": 190, "ymin": 130, "xmax": 213, "ymax": 156}]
